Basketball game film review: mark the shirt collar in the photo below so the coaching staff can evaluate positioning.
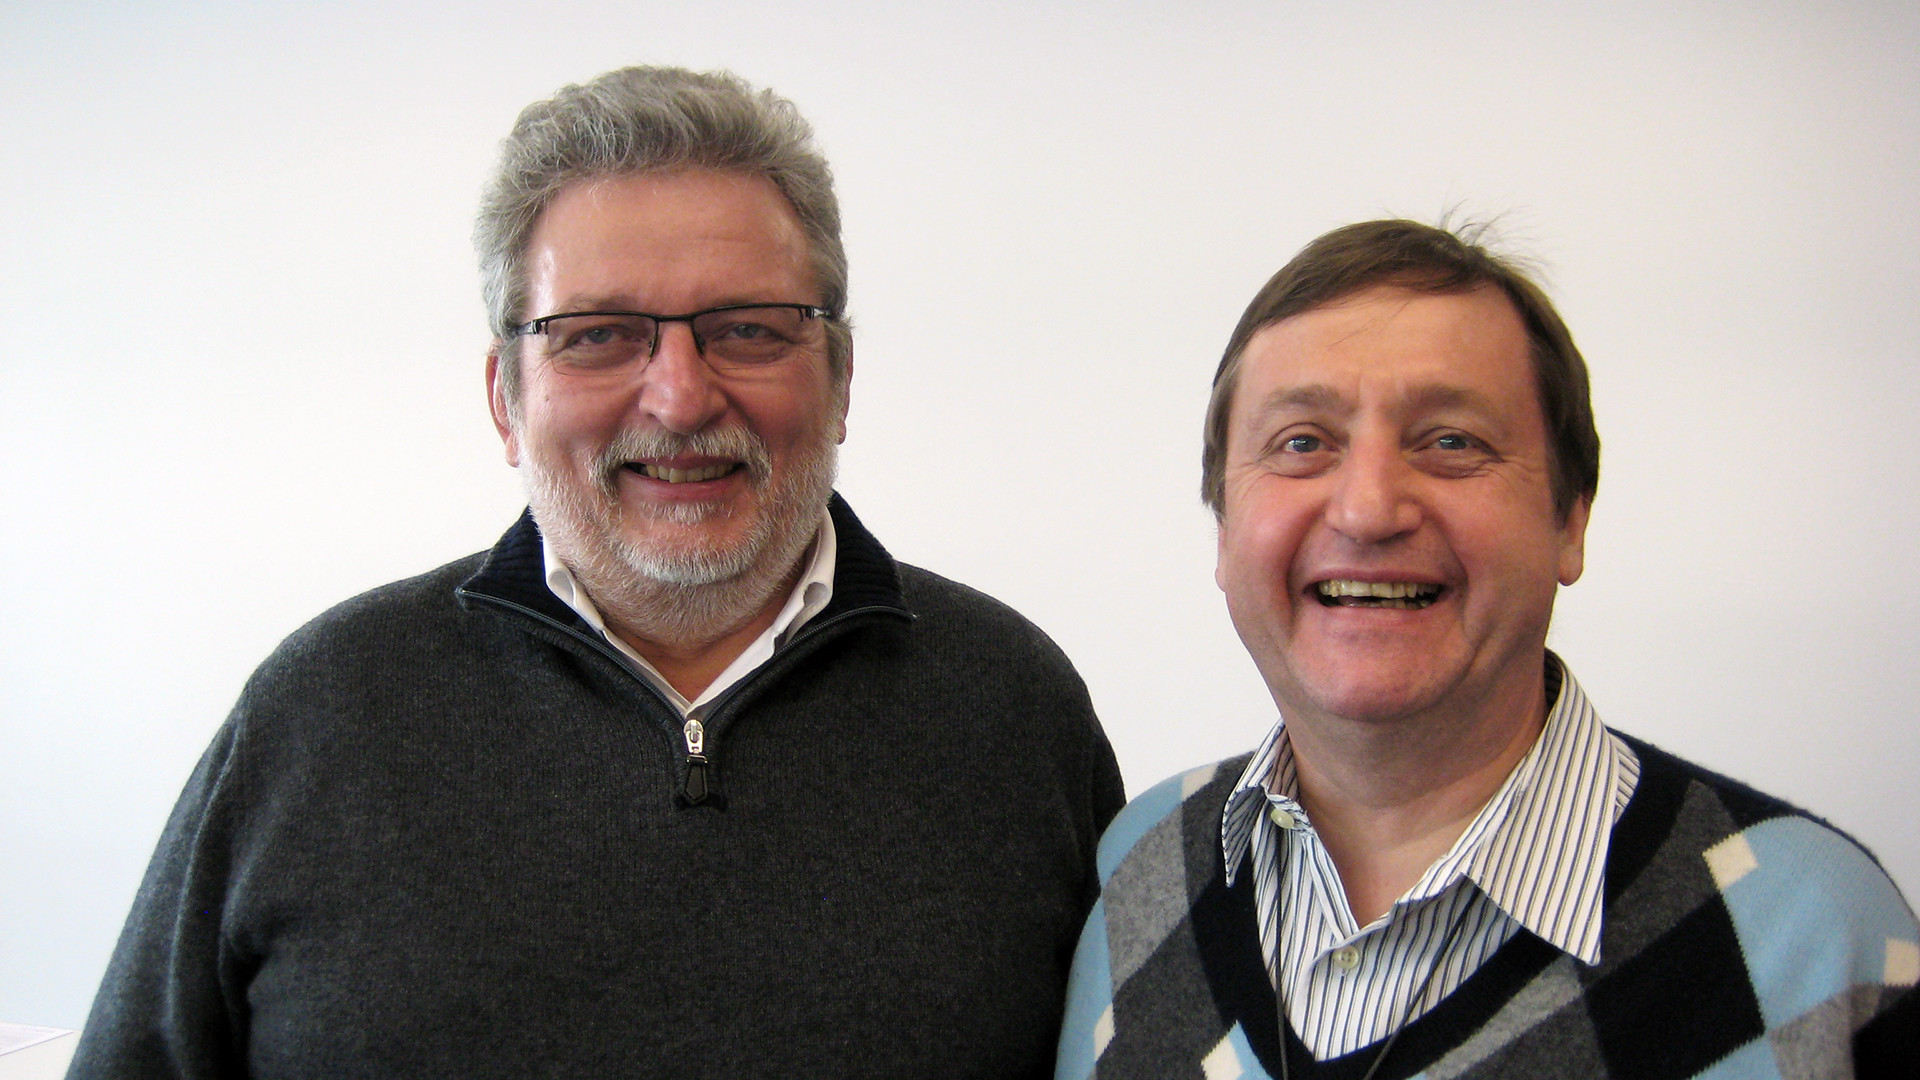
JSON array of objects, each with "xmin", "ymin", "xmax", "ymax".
[
  {"xmin": 1221, "ymin": 655, "xmax": 1632, "ymax": 965},
  {"xmin": 1222, "ymin": 716, "xmax": 1295, "ymax": 887},
  {"xmin": 540, "ymin": 511, "xmax": 837, "ymax": 715}
]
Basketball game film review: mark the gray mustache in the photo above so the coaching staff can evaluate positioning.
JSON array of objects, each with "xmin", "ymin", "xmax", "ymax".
[{"xmin": 592, "ymin": 426, "xmax": 774, "ymax": 494}]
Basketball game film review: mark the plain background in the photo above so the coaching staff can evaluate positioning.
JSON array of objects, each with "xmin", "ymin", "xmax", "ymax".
[{"xmin": 3, "ymin": 0, "xmax": 1916, "ymax": 1030}]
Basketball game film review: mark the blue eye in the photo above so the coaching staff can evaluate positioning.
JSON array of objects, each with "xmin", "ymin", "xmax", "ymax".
[
  {"xmin": 1434, "ymin": 434, "xmax": 1472, "ymax": 451},
  {"xmin": 711, "ymin": 319, "xmax": 774, "ymax": 341},
  {"xmin": 578, "ymin": 325, "xmax": 632, "ymax": 346},
  {"xmin": 1282, "ymin": 435, "xmax": 1322, "ymax": 453}
]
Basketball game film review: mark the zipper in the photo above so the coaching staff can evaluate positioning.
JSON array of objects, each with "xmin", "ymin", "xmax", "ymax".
[
  {"xmin": 682, "ymin": 717, "xmax": 711, "ymax": 805},
  {"xmin": 669, "ymin": 605, "xmax": 905, "ymax": 806}
]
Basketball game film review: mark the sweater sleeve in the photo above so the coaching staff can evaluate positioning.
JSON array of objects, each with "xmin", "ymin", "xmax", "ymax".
[
  {"xmin": 1055, "ymin": 767, "xmax": 1219, "ymax": 1080},
  {"xmin": 1709, "ymin": 813, "xmax": 1920, "ymax": 1078},
  {"xmin": 67, "ymin": 715, "xmax": 251, "ymax": 1080}
]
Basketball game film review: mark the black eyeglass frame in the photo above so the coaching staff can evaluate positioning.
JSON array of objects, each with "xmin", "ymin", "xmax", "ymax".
[{"xmin": 509, "ymin": 303, "xmax": 837, "ymax": 360}]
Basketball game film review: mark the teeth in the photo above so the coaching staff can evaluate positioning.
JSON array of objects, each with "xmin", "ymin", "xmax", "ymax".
[
  {"xmin": 1316, "ymin": 580, "xmax": 1441, "ymax": 609},
  {"xmin": 1318, "ymin": 581, "xmax": 1438, "ymax": 599},
  {"xmin": 638, "ymin": 463, "xmax": 733, "ymax": 483}
]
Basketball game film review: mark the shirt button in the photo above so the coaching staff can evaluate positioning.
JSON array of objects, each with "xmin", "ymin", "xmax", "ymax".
[
  {"xmin": 1269, "ymin": 806, "xmax": 1302, "ymax": 830},
  {"xmin": 1332, "ymin": 946, "xmax": 1360, "ymax": 971}
]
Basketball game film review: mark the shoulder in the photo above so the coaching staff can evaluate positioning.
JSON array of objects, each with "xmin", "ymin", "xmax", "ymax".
[
  {"xmin": 1096, "ymin": 754, "xmax": 1251, "ymax": 886},
  {"xmin": 229, "ymin": 551, "xmax": 494, "ymax": 732},
  {"xmin": 897, "ymin": 562, "xmax": 1060, "ymax": 640},
  {"xmin": 893, "ymin": 561, "xmax": 1086, "ymax": 679},
  {"xmin": 1620, "ymin": 733, "xmax": 1906, "ymax": 883},
  {"xmin": 305, "ymin": 551, "xmax": 487, "ymax": 635},
  {"xmin": 158, "ymin": 552, "xmax": 500, "ymax": 844},
  {"xmin": 888, "ymin": 562, "xmax": 1118, "ymax": 776},
  {"xmin": 1613, "ymin": 735, "xmax": 1918, "ymax": 1032},
  {"xmin": 278, "ymin": 549, "xmax": 487, "ymax": 653},
  {"xmin": 825, "ymin": 497, "xmax": 1082, "ymax": 677},
  {"xmin": 1058, "ymin": 756, "xmax": 1257, "ymax": 1079}
]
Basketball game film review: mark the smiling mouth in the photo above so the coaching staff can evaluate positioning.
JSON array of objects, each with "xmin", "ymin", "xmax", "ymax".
[
  {"xmin": 1316, "ymin": 580, "xmax": 1443, "ymax": 609},
  {"xmin": 625, "ymin": 462, "xmax": 742, "ymax": 484}
]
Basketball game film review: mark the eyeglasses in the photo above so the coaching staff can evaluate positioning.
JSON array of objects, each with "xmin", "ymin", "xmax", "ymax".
[{"xmin": 511, "ymin": 303, "xmax": 836, "ymax": 374}]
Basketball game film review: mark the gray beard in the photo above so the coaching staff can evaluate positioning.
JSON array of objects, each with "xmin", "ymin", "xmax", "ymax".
[{"xmin": 522, "ymin": 423, "xmax": 838, "ymax": 651}]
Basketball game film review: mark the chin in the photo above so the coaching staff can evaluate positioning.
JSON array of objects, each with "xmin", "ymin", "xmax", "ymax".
[
  {"xmin": 1282, "ymin": 664, "xmax": 1452, "ymax": 727},
  {"xmin": 1311, "ymin": 692, "xmax": 1441, "ymax": 727},
  {"xmin": 608, "ymin": 519, "xmax": 771, "ymax": 587}
]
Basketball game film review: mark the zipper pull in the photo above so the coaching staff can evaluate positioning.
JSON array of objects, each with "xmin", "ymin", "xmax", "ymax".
[{"xmin": 682, "ymin": 717, "xmax": 711, "ymax": 805}]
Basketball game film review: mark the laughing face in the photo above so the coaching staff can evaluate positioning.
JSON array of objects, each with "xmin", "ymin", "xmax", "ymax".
[
  {"xmin": 1214, "ymin": 284, "xmax": 1588, "ymax": 733},
  {"xmin": 489, "ymin": 170, "xmax": 847, "ymax": 623}
]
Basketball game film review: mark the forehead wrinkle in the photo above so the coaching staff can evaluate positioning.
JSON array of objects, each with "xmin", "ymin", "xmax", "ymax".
[
  {"xmin": 549, "ymin": 293, "xmax": 641, "ymax": 314},
  {"xmin": 1241, "ymin": 383, "xmax": 1351, "ymax": 430},
  {"xmin": 548, "ymin": 292, "xmax": 782, "ymax": 318}
]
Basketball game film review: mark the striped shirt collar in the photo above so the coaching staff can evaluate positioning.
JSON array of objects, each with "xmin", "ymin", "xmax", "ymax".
[{"xmin": 1221, "ymin": 655, "xmax": 1636, "ymax": 965}]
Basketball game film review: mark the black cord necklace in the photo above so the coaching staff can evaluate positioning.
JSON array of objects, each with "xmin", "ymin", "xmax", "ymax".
[{"xmin": 1276, "ymin": 897, "xmax": 1472, "ymax": 1080}]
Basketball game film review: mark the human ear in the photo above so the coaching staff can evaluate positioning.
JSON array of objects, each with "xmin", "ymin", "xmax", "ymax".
[
  {"xmin": 1557, "ymin": 496, "xmax": 1591, "ymax": 586},
  {"xmin": 486, "ymin": 349, "xmax": 521, "ymax": 467}
]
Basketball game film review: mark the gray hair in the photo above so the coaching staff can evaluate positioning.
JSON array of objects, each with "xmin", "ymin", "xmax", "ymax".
[{"xmin": 477, "ymin": 66, "xmax": 850, "ymax": 409}]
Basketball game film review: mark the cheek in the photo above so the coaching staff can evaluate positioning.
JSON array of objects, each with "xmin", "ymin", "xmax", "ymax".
[
  {"xmin": 747, "ymin": 381, "xmax": 836, "ymax": 449},
  {"xmin": 528, "ymin": 389, "xmax": 626, "ymax": 447},
  {"xmin": 1223, "ymin": 492, "xmax": 1310, "ymax": 571},
  {"xmin": 1216, "ymin": 518, "xmax": 1303, "ymax": 614}
]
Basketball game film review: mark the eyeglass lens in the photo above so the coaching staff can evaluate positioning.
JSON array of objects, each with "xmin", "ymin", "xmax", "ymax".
[{"xmin": 537, "ymin": 307, "xmax": 816, "ymax": 371}]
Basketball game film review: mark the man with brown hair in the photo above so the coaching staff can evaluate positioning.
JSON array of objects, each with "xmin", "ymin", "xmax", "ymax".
[{"xmin": 1058, "ymin": 220, "xmax": 1917, "ymax": 1079}]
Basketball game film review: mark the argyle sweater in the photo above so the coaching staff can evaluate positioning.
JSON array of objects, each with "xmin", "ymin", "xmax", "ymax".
[{"xmin": 1057, "ymin": 736, "xmax": 1919, "ymax": 1080}]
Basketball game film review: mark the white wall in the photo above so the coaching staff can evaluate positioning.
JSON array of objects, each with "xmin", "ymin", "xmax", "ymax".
[{"xmin": 4, "ymin": 0, "xmax": 1915, "ymax": 1029}]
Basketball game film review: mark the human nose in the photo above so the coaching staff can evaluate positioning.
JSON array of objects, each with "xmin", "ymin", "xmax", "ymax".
[
  {"xmin": 634, "ymin": 321, "xmax": 726, "ymax": 434},
  {"xmin": 1323, "ymin": 440, "xmax": 1421, "ymax": 544}
]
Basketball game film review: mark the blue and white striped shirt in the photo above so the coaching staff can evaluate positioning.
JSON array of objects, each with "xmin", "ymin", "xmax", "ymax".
[{"xmin": 1221, "ymin": 657, "xmax": 1639, "ymax": 1059}]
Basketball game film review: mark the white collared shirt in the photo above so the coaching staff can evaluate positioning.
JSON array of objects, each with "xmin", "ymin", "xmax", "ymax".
[
  {"xmin": 1220, "ymin": 658, "xmax": 1640, "ymax": 1059},
  {"xmin": 540, "ymin": 511, "xmax": 837, "ymax": 717}
]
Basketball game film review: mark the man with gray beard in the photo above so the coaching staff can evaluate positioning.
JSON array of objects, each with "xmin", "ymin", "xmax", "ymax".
[{"xmin": 71, "ymin": 66, "xmax": 1124, "ymax": 1080}]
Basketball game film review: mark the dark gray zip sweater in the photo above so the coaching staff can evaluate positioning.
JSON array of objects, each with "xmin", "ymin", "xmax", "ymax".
[{"xmin": 72, "ymin": 495, "xmax": 1126, "ymax": 1079}]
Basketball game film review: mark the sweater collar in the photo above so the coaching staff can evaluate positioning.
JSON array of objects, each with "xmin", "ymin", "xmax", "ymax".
[{"xmin": 459, "ymin": 491, "xmax": 909, "ymax": 627}]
